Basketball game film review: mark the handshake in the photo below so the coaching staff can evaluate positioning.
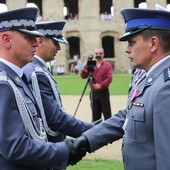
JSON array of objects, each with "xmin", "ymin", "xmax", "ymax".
[
  {"xmin": 64, "ymin": 135, "xmax": 89, "ymax": 166},
  {"xmin": 64, "ymin": 119, "xmax": 102, "ymax": 166}
]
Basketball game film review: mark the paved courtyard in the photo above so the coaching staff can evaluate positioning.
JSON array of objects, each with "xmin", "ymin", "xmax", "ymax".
[{"xmin": 61, "ymin": 95, "xmax": 127, "ymax": 160}]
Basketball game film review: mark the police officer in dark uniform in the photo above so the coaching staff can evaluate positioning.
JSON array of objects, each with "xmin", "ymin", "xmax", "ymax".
[
  {"xmin": 23, "ymin": 21, "xmax": 101, "ymax": 170},
  {"xmin": 23, "ymin": 21, "xmax": 96, "ymax": 142},
  {"xmin": 71, "ymin": 6, "xmax": 170, "ymax": 170},
  {"xmin": 0, "ymin": 8, "xmax": 85, "ymax": 170}
]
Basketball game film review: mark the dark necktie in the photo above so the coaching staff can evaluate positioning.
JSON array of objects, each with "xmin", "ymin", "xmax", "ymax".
[
  {"xmin": 21, "ymin": 73, "xmax": 28, "ymax": 85},
  {"xmin": 21, "ymin": 74, "xmax": 37, "ymax": 104}
]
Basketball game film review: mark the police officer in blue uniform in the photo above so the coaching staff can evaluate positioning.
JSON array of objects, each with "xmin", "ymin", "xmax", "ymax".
[
  {"xmin": 23, "ymin": 21, "xmax": 101, "ymax": 169},
  {"xmin": 71, "ymin": 6, "xmax": 170, "ymax": 170},
  {"xmin": 0, "ymin": 8, "xmax": 86, "ymax": 170},
  {"xmin": 23, "ymin": 21, "xmax": 95, "ymax": 144}
]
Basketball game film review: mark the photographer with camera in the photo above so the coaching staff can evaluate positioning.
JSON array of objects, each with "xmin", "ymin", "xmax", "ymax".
[{"xmin": 80, "ymin": 47, "xmax": 113, "ymax": 122}]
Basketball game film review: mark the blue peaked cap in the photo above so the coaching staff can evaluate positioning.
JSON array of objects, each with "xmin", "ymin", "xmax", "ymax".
[
  {"xmin": 119, "ymin": 8, "xmax": 170, "ymax": 41},
  {"xmin": 0, "ymin": 7, "xmax": 43, "ymax": 37},
  {"xmin": 36, "ymin": 21, "xmax": 68, "ymax": 44}
]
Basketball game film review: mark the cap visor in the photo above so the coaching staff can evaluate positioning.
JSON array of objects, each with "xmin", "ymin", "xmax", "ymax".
[
  {"xmin": 53, "ymin": 37, "xmax": 68, "ymax": 44},
  {"xmin": 119, "ymin": 29, "xmax": 146, "ymax": 41},
  {"xmin": 19, "ymin": 29, "xmax": 44, "ymax": 37}
]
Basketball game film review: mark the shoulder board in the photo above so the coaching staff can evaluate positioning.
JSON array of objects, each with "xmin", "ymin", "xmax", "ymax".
[
  {"xmin": 0, "ymin": 70, "xmax": 7, "ymax": 81},
  {"xmin": 35, "ymin": 66, "xmax": 44, "ymax": 72},
  {"xmin": 164, "ymin": 67, "xmax": 170, "ymax": 82},
  {"xmin": 0, "ymin": 75, "xmax": 7, "ymax": 81}
]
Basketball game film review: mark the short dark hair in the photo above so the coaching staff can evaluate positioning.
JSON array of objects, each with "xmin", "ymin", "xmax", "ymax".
[{"xmin": 141, "ymin": 29, "xmax": 170, "ymax": 52}]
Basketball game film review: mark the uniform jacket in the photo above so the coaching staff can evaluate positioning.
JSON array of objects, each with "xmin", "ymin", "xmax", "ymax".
[
  {"xmin": 0, "ymin": 62, "xmax": 69, "ymax": 170},
  {"xmin": 23, "ymin": 57, "xmax": 93, "ymax": 139},
  {"xmin": 83, "ymin": 56, "xmax": 170, "ymax": 170}
]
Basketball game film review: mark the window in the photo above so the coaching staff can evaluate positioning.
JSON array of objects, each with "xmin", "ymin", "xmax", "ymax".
[
  {"xmin": 0, "ymin": 0, "xmax": 5, "ymax": 3},
  {"xmin": 100, "ymin": 0, "xmax": 113, "ymax": 21},
  {"xmin": 67, "ymin": 37, "xmax": 80, "ymax": 60},
  {"xmin": 102, "ymin": 36, "xmax": 114, "ymax": 58},
  {"xmin": 27, "ymin": 0, "xmax": 42, "ymax": 16},
  {"xmin": 63, "ymin": 0, "xmax": 78, "ymax": 20}
]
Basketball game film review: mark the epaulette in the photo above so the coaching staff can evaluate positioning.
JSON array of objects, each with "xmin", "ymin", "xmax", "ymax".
[
  {"xmin": 0, "ymin": 70, "xmax": 7, "ymax": 81},
  {"xmin": 34, "ymin": 66, "xmax": 44, "ymax": 72},
  {"xmin": 164, "ymin": 67, "xmax": 170, "ymax": 82}
]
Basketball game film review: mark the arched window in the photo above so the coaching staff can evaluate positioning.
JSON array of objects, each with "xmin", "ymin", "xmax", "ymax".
[
  {"xmin": 100, "ymin": 0, "xmax": 113, "ymax": 21},
  {"xmin": 67, "ymin": 37, "xmax": 80, "ymax": 60},
  {"xmin": 63, "ymin": 0, "xmax": 78, "ymax": 20},
  {"xmin": 102, "ymin": 36, "xmax": 114, "ymax": 58}
]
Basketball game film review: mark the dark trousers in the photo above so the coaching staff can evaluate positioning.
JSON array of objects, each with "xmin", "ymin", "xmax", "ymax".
[{"xmin": 90, "ymin": 88, "xmax": 112, "ymax": 122}]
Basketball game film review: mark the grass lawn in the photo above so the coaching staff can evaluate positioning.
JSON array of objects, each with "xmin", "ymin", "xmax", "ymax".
[
  {"xmin": 67, "ymin": 159, "xmax": 124, "ymax": 170},
  {"xmin": 54, "ymin": 73, "xmax": 131, "ymax": 95}
]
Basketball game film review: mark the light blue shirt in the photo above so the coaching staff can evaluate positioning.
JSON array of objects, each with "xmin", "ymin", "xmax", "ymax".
[{"xmin": 0, "ymin": 58, "xmax": 23, "ymax": 77}]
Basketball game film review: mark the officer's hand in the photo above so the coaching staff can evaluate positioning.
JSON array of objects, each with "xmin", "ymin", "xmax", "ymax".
[
  {"xmin": 64, "ymin": 138, "xmax": 87, "ymax": 166},
  {"xmin": 73, "ymin": 135, "xmax": 90, "ymax": 154}
]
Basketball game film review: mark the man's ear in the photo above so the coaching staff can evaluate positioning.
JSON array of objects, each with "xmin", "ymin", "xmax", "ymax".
[
  {"xmin": 1, "ymin": 33, "xmax": 11, "ymax": 48},
  {"xmin": 36, "ymin": 37, "xmax": 44, "ymax": 47},
  {"xmin": 150, "ymin": 36, "xmax": 159, "ymax": 53}
]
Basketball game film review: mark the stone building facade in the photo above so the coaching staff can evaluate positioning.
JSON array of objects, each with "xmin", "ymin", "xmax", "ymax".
[{"xmin": 2, "ymin": 0, "xmax": 170, "ymax": 72}]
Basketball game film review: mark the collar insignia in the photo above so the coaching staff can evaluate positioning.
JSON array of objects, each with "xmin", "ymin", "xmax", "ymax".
[
  {"xmin": 15, "ymin": 76, "xmax": 21, "ymax": 83},
  {"xmin": 164, "ymin": 67, "xmax": 170, "ymax": 82}
]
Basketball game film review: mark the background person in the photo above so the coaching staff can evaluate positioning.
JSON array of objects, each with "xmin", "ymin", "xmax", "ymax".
[
  {"xmin": 72, "ymin": 6, "xmax": 170, "ymax": 170},
  {"xmin": 57, "ymin": 65, "xmax": 65, "ymax": 75},
  {"xmin": 80, "ymin": 47, "xmax": 113, "ymax": 122},
  {"xmin": 75, "ymin": 58, "xmax": 83, "ymax": 73},
  {"xmin": 70, "ymin": 63, "xmax": 76, "ymax": 74}
]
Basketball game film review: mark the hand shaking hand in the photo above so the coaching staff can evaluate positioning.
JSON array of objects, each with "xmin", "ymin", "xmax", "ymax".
[{"xmin": 64, "ymin": 135, "xmax": 90, "ymax": 166}]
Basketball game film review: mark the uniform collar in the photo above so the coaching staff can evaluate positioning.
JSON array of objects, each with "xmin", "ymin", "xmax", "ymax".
[
  {"xmin": 146, "ymin": 55, "xmax": 170, "ymax": 77},
  {"xmin": 0, "ymin": 58, "xmax": 23, "ymax": 78},
  {"xmin": 34, "ymin": 55, "xmax": 46, "ymax": 66}
]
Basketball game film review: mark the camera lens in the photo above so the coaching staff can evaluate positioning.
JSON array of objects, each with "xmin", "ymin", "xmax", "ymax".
[{"xmin": 95, "ymin": 55, "xmax": 101, "ymax": 59}]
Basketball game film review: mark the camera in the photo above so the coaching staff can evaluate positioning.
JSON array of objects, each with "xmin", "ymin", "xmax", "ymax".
[
  {"xmin": 87, "ymin": 54, "xmax": 96, "ymax": 73},
  {"xmin": 95, "ymin": 55, "xmax": 102, "ymax": 59}
]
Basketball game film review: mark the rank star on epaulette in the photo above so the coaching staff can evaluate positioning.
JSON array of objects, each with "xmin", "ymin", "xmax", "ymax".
[{"xmin": 164, "ymin": 67, "xmax": 170, "ymax": 82}]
